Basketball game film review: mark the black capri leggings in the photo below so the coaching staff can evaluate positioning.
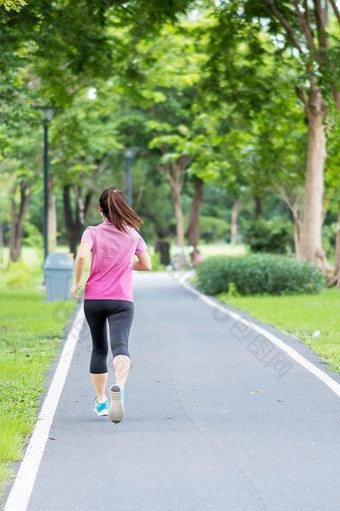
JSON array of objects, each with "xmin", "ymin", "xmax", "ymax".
[{"xmin": 84, "ymin": 299, "xmax": 134, "ymax": 374}]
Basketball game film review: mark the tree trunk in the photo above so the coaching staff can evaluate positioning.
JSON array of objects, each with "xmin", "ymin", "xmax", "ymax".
[
  {"xmin": 231, "ymin": 198, "xmax": 239, "ymax": 246},
  {"xmin": 334, "ymin": 208, "xmax": 340, "ymax": 288},
  {"xmin": 63, "ymin": 185, "xmax": 79, "ymax": 254},
  {"xmin": 300, "ymin": 85, "xmax": 327, "ymax": 264},
  {"xmin": 63, "ymin": 185, "xmax": 92, "ymax": 254},
  {"xmin": 160, "ymin": 156, "xmax": 194, "ymax": 251},
  {"xmin": 171, "ymin": 184, "xmax": 184, "ymax": 249},
  {"xmin": 9, "ymin": 182, "xmax": 32, "ymax": 262},
  {"xmin": 48, "ymin": 178, "xmax": 57, "ymax": 253},
  {"xmin": 254, "ymin": 196, "xmax": 262, "ymax": 219},
  {"xmin": 84, "ymin": 190, "xmax": 93, "ymax": 217},
  {"xmin": 271, "ymin": 180, "xmax": 303, "ymax": 259},
  {"xmin": 74, "ymin": 185, "xmax": 85, "ymax": 225},
  {"xmin": 187, "ymin": 176, "xmax": 204, "ymax": 261},
  {"xmin": 155, "ymin": 240, "xmax": 170, "ymax": 265},
  {"xmin": 292, "ymin": 207, "xmax": 301, "ymax": 259}
]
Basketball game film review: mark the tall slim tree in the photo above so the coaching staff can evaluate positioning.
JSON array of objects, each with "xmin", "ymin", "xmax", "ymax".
[{"xmin": 237, "ymin": 1, "xmax": 340, "ymax": 266}]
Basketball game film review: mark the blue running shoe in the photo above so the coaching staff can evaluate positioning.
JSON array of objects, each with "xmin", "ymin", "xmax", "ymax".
[
  {"xmin": 94, "ymin": 397, "xmax": 109, "ymax": 417},
  {"xmin": 109, "ymin": 384, "xmax": 125, "ymax": 423}
]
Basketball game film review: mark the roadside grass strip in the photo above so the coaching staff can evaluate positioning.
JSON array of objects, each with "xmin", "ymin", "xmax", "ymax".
[
  {"xmin": 180, "ymin": 278, "xmax": 340, "ymax": 397},
  {"xmin": 0, "ymin": 251, "xmax": 75, "ymax": 501},
  {"xmin": 3, "ymin": 306, "xmax": 84, "ymax": 511},
  {"xmin": 217, "ymin": 289, "xmax": 340, "ymax": 375}
]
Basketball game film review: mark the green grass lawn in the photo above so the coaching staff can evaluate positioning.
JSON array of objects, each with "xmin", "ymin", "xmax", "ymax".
[
  {"xmin": 218, "ymin": 288, "xmax": 340, "ymax": 374},
  {"xmin": 0, "ymin": 247, "xmax": 75, "ymax": 499},
  {"xmin": 198, "ymin": 243, "xmax": 249, "ymax": 258},
  {"xmin": 146, "ymin": 243, "xmax": 248, "ymax": 271}
]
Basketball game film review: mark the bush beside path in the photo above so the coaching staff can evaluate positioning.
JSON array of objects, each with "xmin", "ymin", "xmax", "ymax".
[{"xmin": 194, "ymin": 254, "xmax": 340, "ymax": 375}]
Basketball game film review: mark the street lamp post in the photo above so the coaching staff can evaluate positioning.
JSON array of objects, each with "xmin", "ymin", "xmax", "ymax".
[
  {"xmin": 35, "ymin": 106, "xmax": 59, "ymax": 264},
  {"xmin": 123, "ymin": 147, "xmax": 140, "ymax": 207}
]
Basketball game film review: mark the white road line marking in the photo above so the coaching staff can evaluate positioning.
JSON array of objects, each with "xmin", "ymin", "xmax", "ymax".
[
  {"xmin": 4, "ymin": 305, "xmax": 85, "ymax": 511},
  {"xmin": 180, "ymin": 278, "xmax": 340, "ymax": 398}
]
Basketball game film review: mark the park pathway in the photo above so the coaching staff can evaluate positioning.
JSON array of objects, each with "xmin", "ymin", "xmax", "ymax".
[{"xmin": 4, "ymin": 272, "xmax": 340, "ymax": 511}]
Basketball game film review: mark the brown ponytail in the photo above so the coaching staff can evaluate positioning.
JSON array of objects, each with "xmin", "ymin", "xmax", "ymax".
[{"xmin": 99, "ymin": 188, "xmax": 143, "ymax": 232}]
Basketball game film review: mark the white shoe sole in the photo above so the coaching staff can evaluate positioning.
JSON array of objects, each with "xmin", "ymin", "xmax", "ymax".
[
  {"xmin": 94, "ymin": 400, "xmax": 109, "ymax": 417},
  {"xmin": 95, "ymin": 408, "xmax": 109, "ymax": 417},
  {"xmin": 109, "ymin": 385, "xmax": 124, "ymax": 423}
]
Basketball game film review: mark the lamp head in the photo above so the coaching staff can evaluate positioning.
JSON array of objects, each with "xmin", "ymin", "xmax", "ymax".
[
  {"xmin": 35, "ymin": 106, "xmax": 59, "ymax": 123},
  {"xmin": 123, "ymin": 147, "xmax": 140, "ymax": 159}
]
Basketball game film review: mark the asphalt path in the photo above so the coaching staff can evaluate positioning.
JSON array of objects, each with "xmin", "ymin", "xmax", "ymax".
[{"xmin": 7, "ymin": 272, "xmax": 340, "ymax": 510}]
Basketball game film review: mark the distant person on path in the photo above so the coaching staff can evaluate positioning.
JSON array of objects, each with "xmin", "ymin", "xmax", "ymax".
[
  {"xmin": 193, "ymin": 249, "xmax": 203, "ymax": 266},
  {"xmin": 71, "ymin": 188, "xmax": 151, "ymax": 423}
]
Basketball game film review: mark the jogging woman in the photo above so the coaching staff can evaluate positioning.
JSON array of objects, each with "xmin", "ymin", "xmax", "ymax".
[{"xmin": 71, "ymin": 187, "xmax": 151, "ymax": 423}]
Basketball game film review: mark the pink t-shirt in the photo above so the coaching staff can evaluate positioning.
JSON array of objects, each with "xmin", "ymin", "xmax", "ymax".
[{"xmin": 81, "ymin": 222, "xmax": 147, "ymax": 302}]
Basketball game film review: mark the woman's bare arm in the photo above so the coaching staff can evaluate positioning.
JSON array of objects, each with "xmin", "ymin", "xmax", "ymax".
[
  {"xmin": 133, "ymin": 251, "xmax": 152, "ymax": 271},
  {"xmin": 71, "ymin": 242, "xmax": 91, "ymax": 298}
]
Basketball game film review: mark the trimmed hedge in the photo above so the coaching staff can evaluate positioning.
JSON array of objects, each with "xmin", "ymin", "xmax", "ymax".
[{"xmin": 195, "ymin": 254, "xmax": 326, "ymax": 296}]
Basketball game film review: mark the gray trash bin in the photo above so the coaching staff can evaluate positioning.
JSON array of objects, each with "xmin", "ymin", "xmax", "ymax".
[{"xmin": 43, "ymin": 252, "xmax": 75, "ymax": 302}]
